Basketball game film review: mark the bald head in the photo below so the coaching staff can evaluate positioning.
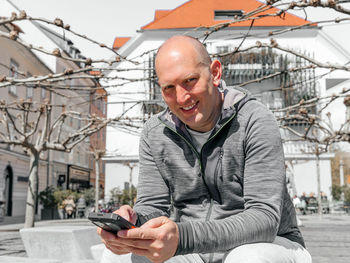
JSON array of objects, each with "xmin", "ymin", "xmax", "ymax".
[{"xmin": 155, "ymin": 36, "xmax": 212, "ymax": 74}]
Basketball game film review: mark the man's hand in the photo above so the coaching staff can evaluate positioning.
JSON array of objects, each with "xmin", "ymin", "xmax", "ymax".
[
  {"xmin": 97, "ymin": 205, "xmax": 137, "ymax": 255},
  {"xmin": 106, "ymin": 216, "xmax": 179, "ymax": 263}
]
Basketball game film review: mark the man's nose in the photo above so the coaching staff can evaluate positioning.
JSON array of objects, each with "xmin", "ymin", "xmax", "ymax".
[{"xmin": 176, "ymin": 85, "xmax": 191, "ymax": 105}]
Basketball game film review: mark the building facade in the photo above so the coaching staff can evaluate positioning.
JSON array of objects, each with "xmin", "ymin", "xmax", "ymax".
[
  {"xmin": 0, "ymin": 0, "xmax": 107, "ymax": 218},
  {"xmin": 104, "ymin": 0, "xmax": 350, "ymax": 200},
  {"xmin": 0, "ymin": 20, "xmax": 53, "ymax": 217}
]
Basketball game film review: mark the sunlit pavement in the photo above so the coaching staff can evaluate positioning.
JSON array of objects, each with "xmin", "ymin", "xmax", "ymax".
[
  {"xmin": 298, "ymin": 214, "xmax": 350, "ymax": 263},
  {"xmin": 0, "ymin": 215, "xmax": 350, "ymax": 263}
]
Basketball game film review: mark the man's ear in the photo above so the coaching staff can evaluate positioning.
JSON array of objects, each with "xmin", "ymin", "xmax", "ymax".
[{"xmin": 210, "ymin": 60, "xmax": 222, "ymax": 87}]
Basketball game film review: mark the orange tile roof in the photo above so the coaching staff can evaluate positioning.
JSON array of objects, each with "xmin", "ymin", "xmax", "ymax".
[
  {"xmin": 113, "ymin": 37, "xmax": 131, "ymax": 50},
  {"xmin": 154, "ymin": 10, "xmax": 172, "ymax": 20},
  {"xmin": 142, "ymin": 0, "xmax": 314, "ymax": 30}
]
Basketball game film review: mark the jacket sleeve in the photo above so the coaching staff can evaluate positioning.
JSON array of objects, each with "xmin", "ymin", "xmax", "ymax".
[
  {"xmin": 133, "ymin": 123, "xmax": 171, "ymax": 226},
  {"xmin": 176, "ymin": 102, "xmax": 285, "ymax": 254}
]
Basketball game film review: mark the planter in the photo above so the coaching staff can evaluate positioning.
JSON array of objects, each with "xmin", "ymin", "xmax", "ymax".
[{"xmin": 41, "ymin": 207, "xmax": 60, "ymax": 220}]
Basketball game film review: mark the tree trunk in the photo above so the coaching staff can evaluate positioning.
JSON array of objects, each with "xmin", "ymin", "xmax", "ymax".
[
  {"xmin": 24, "ymin": 152, "xmax": 40, "ymax": 228},
  {"xmin": 340, "ymin": 159, "xmax": 345, "ymax": 201}
]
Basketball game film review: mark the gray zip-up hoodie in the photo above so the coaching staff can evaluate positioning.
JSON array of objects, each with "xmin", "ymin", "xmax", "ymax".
[{"xmin": 133, "ymin": 86, "xmax": 304, "ymax": 262}]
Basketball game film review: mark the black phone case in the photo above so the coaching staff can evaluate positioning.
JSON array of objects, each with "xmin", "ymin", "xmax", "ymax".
[{"xmin": 88, "ymin": 212, "xmax": 136, "ymax": 234}]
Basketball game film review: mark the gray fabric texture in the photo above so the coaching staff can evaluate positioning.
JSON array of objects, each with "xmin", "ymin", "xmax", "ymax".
[{"xmin": 133, "ymin": 85, "xmax": 304, "ymax": 262}]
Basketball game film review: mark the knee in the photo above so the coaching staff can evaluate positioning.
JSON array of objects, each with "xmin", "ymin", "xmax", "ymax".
[{"xmin": 223, "ymin": 243, "xmax": 277, "ymax": 263}]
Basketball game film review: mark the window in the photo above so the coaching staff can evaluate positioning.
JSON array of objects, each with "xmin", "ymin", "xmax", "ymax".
[
  {"xmin": 95, "ymin": 99, "xmax": 101, "ymax": 111},
  {"xmin": 26, "ymin": 87, "xmax": 33, "ymax": 99},
  {"xmin": 214, "ymin": 10, "xmax": 243, "ymax": 20},
  {"xmin": 102, "ymin": 100, "xmax": 106, "ymax": 115},
  {"xmin": 8, "ymin": 121, "xmax": 14, "ymax": 140},
  {"xmin": 8, "ymin": 122, "xmax": 15, "ymax": 150},
  {"xmin": 9, "ymin": 59, "xmax": 19, "ymax": 96},
  {"xmin": 26, "ymin": 73, "xmax": 33, "ymax": 99},
  {"xmin": 216, "ymin": 46, "xmax": 229, "ymax": 54},
  {"xmin": 41, "ymin": 87, "xmax": 46, "ymax": 100}
]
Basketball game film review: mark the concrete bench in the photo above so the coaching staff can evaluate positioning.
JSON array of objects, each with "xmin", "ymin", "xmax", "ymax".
[
  {"xmin": 91, "ymin": 244, "xmax": 132, "ymax": 263},
  {"xmin": 0, "ymin": 256, "xmax": 61, "ymax": 263},
  {"xmin": 20, "ymin": 225, "xmax": 102, "ymax": 262},
  {"xmin": 91, "ymin": 243, "xmax": 105, "ymax": 261},
  {"xmin": 0, "ymin": 257, "xmax": 98, "ymax": 263}
]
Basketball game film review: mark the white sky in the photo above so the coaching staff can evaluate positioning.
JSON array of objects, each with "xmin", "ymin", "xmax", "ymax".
[
  {"xmin": 7, "ymin": 0, "xmax": 350, "ymax": 60},
  {"xmin": 10, "ymin": 0, "xmax": 188, "ymax": 60}
]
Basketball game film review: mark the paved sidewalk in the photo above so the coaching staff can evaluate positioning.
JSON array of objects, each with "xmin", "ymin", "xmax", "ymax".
[
  {"xmin": 298, "ymin": 214, "xmax": 350, "ymax": 263},
  {"xmin": 0, "ymin": 215, "xmax": 350, "ymax": 262}
]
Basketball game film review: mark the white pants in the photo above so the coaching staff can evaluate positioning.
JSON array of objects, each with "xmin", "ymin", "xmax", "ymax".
[
  {"xmin": 223, "ymin": 236, "xmax": 311, "ymax": 263},
  {"xmin": 100, "ymin": 236, "xmax": 312, "ymax": 263}
]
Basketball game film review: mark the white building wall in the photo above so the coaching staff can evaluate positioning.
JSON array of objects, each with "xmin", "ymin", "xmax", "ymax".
[{"xmin": 292, "ymin": 159, "xmax": 332, "ymax": 199}]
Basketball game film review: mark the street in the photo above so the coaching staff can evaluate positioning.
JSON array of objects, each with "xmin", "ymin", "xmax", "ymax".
[
  {"xmin": 0, "ymin": 214, "xmax": 350, "ymax": 262},
  {"xmin": 299, "ymin": 214, "xmax": 350, "ymax": 263}
]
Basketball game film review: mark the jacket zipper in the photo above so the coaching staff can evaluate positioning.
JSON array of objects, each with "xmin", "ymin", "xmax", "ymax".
[
  {"xmin": 159, "ymin": 106, "xmax": 239, "ymax": 222},
  {"xmin": 199, "ymin": 113, "xmax": 236, "ymax": 221},
  {"xmin": 213, "ymin": 148, "xmax": 223, "ymax": 204}
]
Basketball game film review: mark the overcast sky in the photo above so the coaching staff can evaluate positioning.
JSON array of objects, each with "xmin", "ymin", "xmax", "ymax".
[
  {"xmin": 8, "ymin": 0, "xmax": 350, "ymax": 60},
  {"xmin": 10, "ymin": 0, "xmax": 188, "ymax": 59}
]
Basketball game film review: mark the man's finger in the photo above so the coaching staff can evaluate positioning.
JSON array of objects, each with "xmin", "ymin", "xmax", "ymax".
[
  {"xmin": 111, "ymin": 237, "xmax": 154, "ymax": 249},
  {"xmin": 140, "ymin": 216, "xmax": 166, "ymax": 229},
  {"xmin": 99, "ymin": 228, "xmax": 117, "ymax": 241},
  {"xmin": 118, "ymin": 227, "xmax": 157, "ymax": 240},
  {"xmin": 105, "ymin": 243, "xmax": 131, "ymax": 255}
]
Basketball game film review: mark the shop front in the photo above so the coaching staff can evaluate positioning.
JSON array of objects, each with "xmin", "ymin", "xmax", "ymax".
[{"xmin": 67, "ymin": 165, "xmax": 90, "ymax": 191}]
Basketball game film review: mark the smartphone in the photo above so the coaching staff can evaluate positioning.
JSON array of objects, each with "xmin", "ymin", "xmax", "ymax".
[{"xmin": 88, "ymin": 212, "xmax": 136, "ymax": 234}]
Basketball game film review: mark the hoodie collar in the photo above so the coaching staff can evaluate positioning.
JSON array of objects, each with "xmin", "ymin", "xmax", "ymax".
[{"xmin": 159, "ymin": 80, "xmax": 253, "ymax": 133}]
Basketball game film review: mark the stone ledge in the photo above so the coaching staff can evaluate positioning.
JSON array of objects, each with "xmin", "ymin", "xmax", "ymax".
[
  {"xmin": 0, "ymin": 256, "xmax": 61, "ymax": 263},
  {"xmin": 0, "ymin": 257, "xmax": 99, "ymax": 263},
  {"xmin": 20, "ymin": 226, "xmax": 102, "ymax": 261}
]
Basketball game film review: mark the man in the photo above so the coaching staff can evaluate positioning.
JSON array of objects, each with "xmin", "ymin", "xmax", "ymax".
[{"xmin": 99, "ymin": 36, "xmax": 311, "ymax": 263}]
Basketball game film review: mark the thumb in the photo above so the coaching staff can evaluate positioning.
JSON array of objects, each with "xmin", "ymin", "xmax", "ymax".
[
  {"xmin": 114, "ymin": 210, "xmax": 130, "ymax": 221},
  {"xmin": 141, "ymin": 216, "xmax": 167, "ymax": 229},
  {"xmin": 113, "ymin": 205, "xmax": 136, "ymax": 223}
]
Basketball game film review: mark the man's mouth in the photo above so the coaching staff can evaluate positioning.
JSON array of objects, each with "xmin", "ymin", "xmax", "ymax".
[{"xmin": 181, "ymin": 101, "xmax": 198, "ymax": 111}]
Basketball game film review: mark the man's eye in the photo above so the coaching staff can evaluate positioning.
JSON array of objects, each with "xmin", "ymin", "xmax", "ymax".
[
  {"xmin": 185, "ymin": 78, "xmax": 197, "ymax": 85},
  {"xmin": 163, "ymin": 85, "xmax": 174, "ymax": 91}
]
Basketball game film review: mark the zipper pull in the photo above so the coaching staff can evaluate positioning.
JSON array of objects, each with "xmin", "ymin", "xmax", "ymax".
[{"xmin": 219, "ymin": 148, "xmax": 223, "ymax": 159}]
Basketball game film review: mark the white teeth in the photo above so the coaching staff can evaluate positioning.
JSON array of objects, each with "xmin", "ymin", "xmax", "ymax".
[{"xmin": 182, "ymin": 103, "xmax": 196, "ymax": 110}]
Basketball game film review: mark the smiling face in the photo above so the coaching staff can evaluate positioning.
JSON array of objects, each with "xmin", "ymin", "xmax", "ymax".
[{"xmin": 155, "ymin": 36, "xmax": 223, "ymax": 132}]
